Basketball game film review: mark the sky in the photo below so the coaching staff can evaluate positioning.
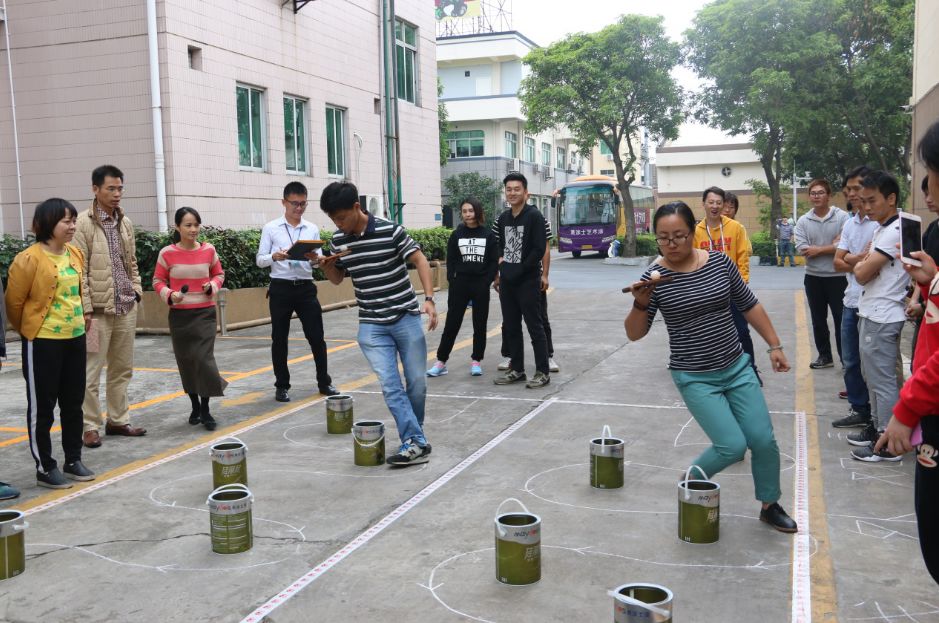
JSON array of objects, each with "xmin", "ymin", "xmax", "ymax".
[{"xmin": 509, "ymin": 0, "xmax": 731, "ymax": 145}]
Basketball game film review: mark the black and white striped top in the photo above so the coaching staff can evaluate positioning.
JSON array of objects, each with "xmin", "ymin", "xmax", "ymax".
[
  {"xmin": 641, "ymin": 251, "xmax": 758, "ymax": 371},
  {"xmin": 333, "ymin": 215, "xmax": 421, "ymax": 324}
]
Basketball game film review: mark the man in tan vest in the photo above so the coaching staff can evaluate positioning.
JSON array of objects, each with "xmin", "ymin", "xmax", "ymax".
[{"xmin": 73, "ymin": 165, "xmax": 146, "ymax": 447}]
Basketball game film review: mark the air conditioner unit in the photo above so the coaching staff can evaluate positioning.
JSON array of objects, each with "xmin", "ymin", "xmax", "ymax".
[
  {"xmin": 363, "ymin": 194, "xmax": 386, "ymax": 219},
  {"xmin": 506, "ymin": 158, "xmax": 520, "ymax": 173},
  {"xmin": 606, "ymin": 154, "xmax": 614, "ymax": 161},
  {"xmin": 543, "ymin": 169, "xmax": 552, "ymax": 180},
  {"xmin": 533, "ymin": 163, "xmax": 540, "ymax": 174}
]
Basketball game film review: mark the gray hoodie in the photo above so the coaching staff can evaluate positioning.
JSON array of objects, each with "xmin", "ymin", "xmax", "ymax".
[{"xmin": 794, "ymin": 206, "xmax": 849, "ymax": 277}]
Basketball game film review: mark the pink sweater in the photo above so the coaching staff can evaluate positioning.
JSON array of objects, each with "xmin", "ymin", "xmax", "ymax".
[{"xmin": 153, "ymin": 243, "xmax": 225, "ymax": 310}]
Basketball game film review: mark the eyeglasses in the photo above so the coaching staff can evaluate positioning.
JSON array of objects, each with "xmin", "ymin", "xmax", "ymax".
[
  {"xmin": 286, "ymin": 200, "xmax": 308, "ymax": 209},
  {"xmin": 655, "ymin": 233, "xmax": 690, "ymax": 247},
  {"xmin": 809, "ymin": 191, "xmax": 828, "ymax": 197}
]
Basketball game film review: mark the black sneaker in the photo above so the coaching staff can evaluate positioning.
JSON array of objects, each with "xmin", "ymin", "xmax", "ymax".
[
  {"xmin": 386, "ymin": 441, "xmax": 431, "ymax": 466},
  {"xmin": 759, "ymin": 503, "xmax": 798, "ymax": 533},
  {"xmin": 809, "ymin": 356, "xmax": 834, "ymax": 369},
  {"xmin": 189, "ymin": 409, "xmax": 201, "ymax": 425},
  {"xmin": 851, "ymin": 444, "xmax": 901, "ymax": 462},
  {"xmin": 525, "ymin": 371, "xmax": 550, "ymax": 388},
  {"xmin": 846, "ymin": 424, "xmax": 878, "ymax": 447},
  {"xmin": 63, "ymin": 461, "xmax": 96, "ymax": 482},
  {"xmin": 37, "ymin": 468, "xmax": 72, "ymax": 490},
  {"xmin": 832, "ymin": 407, "xmax": 871, "ymax": 429},
  {"xmin": 275, "ymin": 388, "xmax": 290, "ymax": 402},
  {"xmin": 201, "ymin": 412, "xmax": 217, "ymax": 431},
  {"xmin": 493, "ymin": 370, "xmax": 527, "ymax": 385}
]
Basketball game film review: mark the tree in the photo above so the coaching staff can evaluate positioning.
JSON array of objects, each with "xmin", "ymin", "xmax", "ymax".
[
  {"xmin": 685, "ymin": 0, "xmax": 843, "ymax": 236},
  {"xmin": 520, "ymin": 15, "xmax": 683, "ymax": 256},
  {"xmin": 442, "ymin": 172, "xmax": 503, "ymax": 225},
  {"xmin": 438, "ymin": 78, "xmax": 450, "ymax": 167}
]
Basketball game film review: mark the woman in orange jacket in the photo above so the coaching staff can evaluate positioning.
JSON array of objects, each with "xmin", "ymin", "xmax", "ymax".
[{"xmin": 5, "ymin": 198, "xmax": 95, "ymax": 489}]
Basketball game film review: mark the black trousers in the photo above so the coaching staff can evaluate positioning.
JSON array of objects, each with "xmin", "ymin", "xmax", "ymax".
[
  {"xmin": 502, "ymin": 287, "xmax": 553, "ymax": 358},
  {"xmin": 269, "ymin": 280, "xmax": 331, "ymax": 390},
  {"xmin": 917, "ymin": 415, "xmax": 939, "ymax": 585},
  {"xmin": 22, "ymin": 336, "xmax": 86, "ymax": 474},
  {"xmin": 803, "ymin": 274, "xmax": 847, "ymax": 361},
  {"xmin": 730, "ymin": 303, "xmax": 757, "ymax": 373},
  {"xmin": 500, "ymin": 275, "xmax": 549, "ymax": 374},
  {"xmin": 436, "ymin": 275, "xmax": 491, "ymax": 362}
]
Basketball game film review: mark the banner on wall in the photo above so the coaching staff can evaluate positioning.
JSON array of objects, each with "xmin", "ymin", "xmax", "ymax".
[{"xmin": 435, "ymin": 0, "xmax": 482, "ymax": 22}]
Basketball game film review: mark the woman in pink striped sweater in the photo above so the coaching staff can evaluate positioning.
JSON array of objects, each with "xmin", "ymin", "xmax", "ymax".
[{"xmin": 153, "ymin": 207, "xmax": 227, "ymax": 430}]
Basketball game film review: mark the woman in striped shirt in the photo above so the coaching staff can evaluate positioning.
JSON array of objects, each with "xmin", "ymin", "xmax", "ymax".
[
  {"xmin": 153, "ymin": 207, "xmax": 227, "ymax": 430},
  {"xmin": 625, "ymin": 201, "xmax": 797, "ymax": 533}
]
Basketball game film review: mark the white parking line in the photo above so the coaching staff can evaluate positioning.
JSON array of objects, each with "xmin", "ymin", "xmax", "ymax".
[{"xmin": 792, "ymin": 411, "xmax": 812, "ymax": 622}]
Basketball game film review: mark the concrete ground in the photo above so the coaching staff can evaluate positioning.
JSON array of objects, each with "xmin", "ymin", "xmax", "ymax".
[{"xmin": 0, "ymin": 255, "xmax": 935, "ymax": 622}]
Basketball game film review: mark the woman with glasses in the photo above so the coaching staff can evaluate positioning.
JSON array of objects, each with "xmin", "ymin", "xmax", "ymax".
[{"xmin": 625, "ymin": 201, "xmax": 798, "ymax": 533}]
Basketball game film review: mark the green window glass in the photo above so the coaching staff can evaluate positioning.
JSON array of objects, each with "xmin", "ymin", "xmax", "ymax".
[
  {"xmin": 599, "ymin": 141, "xmax": 612, "ymax": 155},
  {"xmin": 524, "ymin": 136, "xmax": 535, "ymax": 162},
  {"xmin": 237, "ymin": 85, "xmax": 265, "ymax": 169},
  {"xmin": 284, "ymin": 97, "xmax": 306, "ymax": 173},
  {"xmin": 326, "ymin": 105, "xmax": 345, "ymax": 177},
  {"xmin": 541, "ymin": 142, "xmax": 551, "ymax": 166},
  {"xmin": 395, "ymin": 19, "xmax": 418, "ymax": 104},
  {"xmin": 446, "ymin": 130, "xmax": 484, "ymax": 158},
  {"xmin": 505, "ymin": 131, "xmax": 517, "ymax": 159}
]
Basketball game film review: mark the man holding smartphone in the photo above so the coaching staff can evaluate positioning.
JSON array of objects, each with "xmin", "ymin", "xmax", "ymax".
[{"xmin": 848, "ymin": 170, "xmax": 909, "ymax": 461}]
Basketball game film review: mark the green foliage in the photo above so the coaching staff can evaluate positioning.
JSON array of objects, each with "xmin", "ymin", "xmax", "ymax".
[
  {"xmin": 520, "ymin": 14, "xmax": 683, "ymax": 257},
  {"xmin": 745, "ymin": 178, "xmax": 809, "ymax": 233},
  {"xmin": 406, "ymin": 227, "xmax": 451, "ymax": 261},
  {"xmin": 0, "ymin": 234, "xmax": 33, "ymax": 287},
  {"xmin": 442, "ymin": 172, "xmax": 503, "ymax": 225},
  {"xmin": 750, "ymin": 231, "xmax": 777, "ymax": 258},
  {"xmin": 438, "ymin": 78, "xmax": 450, "ymax": 167},
  {"xmin": 615, "ymin": 233, "xmax": 658, "ymax": 257}
]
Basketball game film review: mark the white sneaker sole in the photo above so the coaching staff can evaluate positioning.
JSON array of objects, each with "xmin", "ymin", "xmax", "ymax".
[
  {"xmin": 851, "ymin": 451, "xmax": 901, "ymax": 463},
  {"xmin": 387, "ymin": 455, "xmax": 430, "ymax": 467},
  {"xmin": 37, "ymin": 480, "xmax": 73, "ymax": 489},
  {"xmin": 427, "ymin": 369, "xmax": 448, "ymax": 377},
  {"xmin": 64, "ymin": 472, "xmax": 96, "ymax": 482}
]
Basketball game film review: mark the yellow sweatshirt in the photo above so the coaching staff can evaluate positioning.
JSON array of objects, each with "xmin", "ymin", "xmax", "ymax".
[{"xmin": 693, "ymin": 216, "xmax": 751, "ymax": 282}]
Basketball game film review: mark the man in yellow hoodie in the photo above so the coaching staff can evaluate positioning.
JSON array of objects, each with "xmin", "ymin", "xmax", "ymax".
[{"xmin": 694, "ymin": 186, "xmax": 760, "ymax": 383}]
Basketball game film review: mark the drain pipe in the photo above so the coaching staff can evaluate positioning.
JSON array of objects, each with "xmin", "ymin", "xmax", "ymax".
[
  {"xmin": 1, "ymin": 0, "xmax": 25, "ymax": 238},
  {"xmin": 146, "ymin": 0, "xmax": 168, "ymax": 231},
  {"xmin": 380, "ymin": 0, "xmax": 399, "ymax": 223}
]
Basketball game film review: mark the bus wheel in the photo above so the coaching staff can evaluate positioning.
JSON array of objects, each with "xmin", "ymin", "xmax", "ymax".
[{"xmin": 571, "ymin": 250, "xmax": 582, "ymax": 258}]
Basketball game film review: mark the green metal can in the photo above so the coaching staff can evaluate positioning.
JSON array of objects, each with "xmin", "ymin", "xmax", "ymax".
[
  {"xmin": 612, "ymin": 583, "xmax": 674, "ymax": 622},
  {"xmin": 0, "ymin": 510, "xmax": 27, "ymax": 581},
  {"xmin": 210, "ymin": 438, "xmax": 248, "ymax": 489},
  {"xmin": 678, "ymin": 465, "xmax": 720, "ymax": 544},
  {"xmin": 494, "ymin": 498, "xmax": 541, "ymax": 585},
  {"xmin": 206, "ymin": 484, "xmax": 253, "ymax": 554},
  {"xmin": 353, "ymin": 420, "xmax": 385, "ymax": 466},
  {"xmin": 590, "ymin": 425, "xmax": 624, "ymax": 489},
  {"xmin": 326, "ymin": 395, "xmax": 354, "ymax": 434}
]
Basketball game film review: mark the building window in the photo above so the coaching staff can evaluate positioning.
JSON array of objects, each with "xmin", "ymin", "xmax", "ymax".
[
  {"xmin": 599, "ymin": 141, "xmax": 612, "ymax": 156},
  {"xmin": 523, "ymin": 136, "xmax": 536, "ymax": 163},
  {"xmin": 237, "ymin": 85, "xmax": 265, "ymax": 170},
  {"xmin": 395, "ymin": 19, "xmax": 418, "ymax": 104},
  {"xmin": 600, "ymin": 169, "xmax": 614, "ymax": 176},
  {"xmin": 447, "ymin": 130, "xmax": 484, "ymax": 158},
  {"xmin": 283, "ymin": 96, "xmax": 307, "ymax": 174},
  {"xmin": 505, "ymin": 131, "xmax": 517, "ymax": 159},
  {"xmin": 541, "ymin": 142, "xmax": 551, "ymax": 167},
  {"xmin": 325, "ymin": 105, "xmax": 346, "ymax": 177},
  {"xmin": 557, "ymin": 146, "xmax": 566, "ymax": 170},
  {"xmin": 188, "ymin": 45, "xmax": 202, "ymax": 71}
]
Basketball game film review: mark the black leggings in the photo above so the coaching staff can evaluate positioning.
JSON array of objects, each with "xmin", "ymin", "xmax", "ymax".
[
  {"xmin": 916, "ymin": 415, "xmax": 939, "ymax": 585},
  {"xmin": 436, "ymin": 275, "xmax": 491, "ymax": 362}
]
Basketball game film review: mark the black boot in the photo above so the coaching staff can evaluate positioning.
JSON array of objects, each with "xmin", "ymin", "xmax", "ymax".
[
  {"xmin": 200, "ymin": 397, "xmax": 216, "ymax": 431},
  {"xmin": 188, "ymin": 393, "xmax": 201, "ymax": 425}
]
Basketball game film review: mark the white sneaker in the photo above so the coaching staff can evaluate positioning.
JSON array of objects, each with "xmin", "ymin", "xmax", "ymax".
[
  {"xmin": 548, "ymin": 357, "xmax": 559, "ymax": 373},
  {"xmin": 497, "ymin": 358, "xmax": 511, "ymax": 371}
]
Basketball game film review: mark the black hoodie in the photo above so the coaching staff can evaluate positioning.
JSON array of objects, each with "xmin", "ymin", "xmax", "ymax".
[{"xmin": 493, "ymin": 204, "xmax": 547, "ymax": 285}]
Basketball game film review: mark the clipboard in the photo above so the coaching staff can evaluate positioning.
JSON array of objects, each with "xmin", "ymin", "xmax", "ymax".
[{"xmin": 286, "ymin": 239, "xmax": 325, "ymax": 261}]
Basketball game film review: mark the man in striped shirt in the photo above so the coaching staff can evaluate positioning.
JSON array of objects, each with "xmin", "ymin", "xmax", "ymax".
[{"xmin": 319, "ymin": 182, "xmax": 438, "ymax": 467}]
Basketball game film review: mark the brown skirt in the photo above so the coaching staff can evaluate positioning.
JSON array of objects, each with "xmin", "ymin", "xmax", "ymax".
[{"xmin": 168, "ymin": 306, "xmax": 228, "ymax": 397}]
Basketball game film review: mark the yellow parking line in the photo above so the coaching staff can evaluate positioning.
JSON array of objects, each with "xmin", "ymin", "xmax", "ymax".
[
  {"xmin": 794, "ymin": 290, "xmax": 838, "ymax": 621},
  {"xmin": 217, "ymin": 336, "xmax": 357, "ymax": 343}
]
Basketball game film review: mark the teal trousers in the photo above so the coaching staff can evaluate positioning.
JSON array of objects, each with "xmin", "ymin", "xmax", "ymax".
[{"xmin": 670, "ymin": 354, "xmax": 782, "ymax": 503}]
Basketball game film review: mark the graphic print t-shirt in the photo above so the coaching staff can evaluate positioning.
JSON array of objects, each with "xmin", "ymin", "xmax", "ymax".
[{"xmin": 37, "ymin": 249, "xmax": 85, "ymax": 339}]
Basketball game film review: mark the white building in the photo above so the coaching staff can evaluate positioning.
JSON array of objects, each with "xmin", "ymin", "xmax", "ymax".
[
  {"xmin": 912, "ymin": 0, "xmax": 939, "ymax": 219},
  {"xmin": 437, "ymin": 30, "xmax": 583, "ymax": 224},
  {"xmin": 0, "ymin": 0, "xmax": 442, "ymax": 235}
]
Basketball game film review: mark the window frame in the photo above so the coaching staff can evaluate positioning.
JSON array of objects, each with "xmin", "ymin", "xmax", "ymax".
[
  {"xmin": 504, "ymin": 131, "xmax": 518, "ymax": 159},
  {"xmin": 283, "ymin": 95, "xmax": 308, "ymax": 175},
  {"xmin": 541, "ymin": 142, "xmax": 551, "ymax": 167},
  {"xmin": 394, "ymin": 19, "xmax": 419, "ymax": 105},
  {"xmin": 325, "ymin": 104, "xmax": 347, "ymax": 178},
  {"xmin": 237, "ymin": 84, "xmax": 267, "ymax": 171},
  {"xmin": 557, "ymin": 146, "xmax": 566, "ymax": 170},
  {"xmin": 447, "ymin": 129, "xmax": 485, "ymax": 158},
  {"xmin": 523, "ymin": 136, "xmax": 536, "ymax": 163}
]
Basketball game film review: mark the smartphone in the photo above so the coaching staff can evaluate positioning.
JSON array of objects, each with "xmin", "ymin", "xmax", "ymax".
[{"xmin": 899, "ymin": 212, "xmax": 923, "ymax": 266}]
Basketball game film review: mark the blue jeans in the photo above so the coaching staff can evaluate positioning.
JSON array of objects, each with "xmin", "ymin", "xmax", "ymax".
[
  {"xmin": 358, "ymin": 313, "xmax": 428, "ymax": 449},
  {"xmin": 778, "ymin": 240, "xmax": 795, "ymax": 266},
  {"xmin": 840, "ymin": 307, "xmax": 870, "ymax": 411}
]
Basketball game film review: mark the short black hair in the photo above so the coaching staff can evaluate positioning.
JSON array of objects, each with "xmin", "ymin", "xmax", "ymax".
[
  {"xmin": 653, "ymin": 201, "xmax": 696, "ymax": 234},
  {"xmin": 92, "ymin": 165, "xmax": 124, "ymax": 187},
  {"xmin": 32, "ymin": 198, "xmax": 78, "ymax": 243},
  {"xmin": 283, "ymin": 181, "xmax": 308, "ymax": 199},
  {"xmin": 702, "ymin": 186, "xmax": 725, "ymax": 202},
  {"xmin": 320, "ymin": 181, "xmax": 360, "ymax": 216},
  {"xmin": 843, "ymin": 165, "xmax": 870, "ymax": 185},
  {"xmin": 724, "ymin": 192, "xmax": 739, "ymax": 211},
  {"xmin": 503, "ymin": 172, "xmax": 528, "ymax": 189},
  {"xmin": 860, "ymin": 170, "xmax": 900, "ymax": 204},
  {"xmin": 919, "ymin": 120, "xmax": 939, "ymax": 172},
  {"xmin": 923, "ymin": 176, "xmax": 930, "ymax": 194}
]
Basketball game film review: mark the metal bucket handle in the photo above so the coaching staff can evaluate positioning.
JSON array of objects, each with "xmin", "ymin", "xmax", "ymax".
[
  {"xmin": 607, "ymin": 589, "xmax": 670, "ymax": 618},
  {"xmin": 206, "ymin": 483, "xmax": 253, "ymax": 505},
  {"xmin": 209, "ymin": 436, "xmax": 246, "ymax": 455},
  {"xmin": 495, "ymin": 497, "xmax": 533, "ymax": 537},
  {"xmin": 682, "ymin": 464, "xmax": 710, "ymax": 501},
  {"xmin": 13, "ymin": 521, "xmax": 28, "ymax": 532},
  {"xmin": 355, "ymin": 433, "xmax": 385, "ymax": 448},
  {"xmin": 601, "ymin": 425, "xmax": 612, "ymax": 443}
]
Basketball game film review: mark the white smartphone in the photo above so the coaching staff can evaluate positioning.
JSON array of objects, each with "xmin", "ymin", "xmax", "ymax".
[{"xmin": 899, "ymin": 212, "xmax": 923, "ymax": 267}]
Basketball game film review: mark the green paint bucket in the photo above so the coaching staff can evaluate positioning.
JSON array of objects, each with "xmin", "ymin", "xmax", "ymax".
[
  {"xmin": 353, "ymin": 420, "xmax": 385, "ymax": 466},
  {"xmin": 210, "ymin": 437, "xmax": 248, "ymax": 489},
  {"xmin": 494, "ymin": 498, "xmax": 541, "ymax": 585},
  {"xmin": 678, "ymin": 465, "xmax": 720, "ymax": 544},
  {"xmin": 0, "ymin": 511, "xmax": 27, "ymax": 581},
  {"xmin": 611, "ymin": 583, "xmax": 674, "ymax": 622},
  {"xmin": 590, "ymin": 425, "xmax": 624, "ymax": 489},
  {"xmin": 206, "ymin": 483, "xmax": 253, "ymax": 554},
  {"xmin": 326, "ymin": 394, "xmax": 354, "ymax": 434}
]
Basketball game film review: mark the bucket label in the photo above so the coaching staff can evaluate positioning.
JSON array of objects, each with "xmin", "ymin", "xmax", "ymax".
[{"xmin": 211, "ymin": 449, "xmax": 246, "ymax": 466}]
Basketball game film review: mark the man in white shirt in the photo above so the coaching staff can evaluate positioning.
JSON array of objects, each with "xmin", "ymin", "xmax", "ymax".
[
  {"xmin": 256, "ymin": 181, "xmax": 338, "ymax": 402},
  {"xmin": 847, "ymin": 170, "xmax": 908, "ymax": 462}
]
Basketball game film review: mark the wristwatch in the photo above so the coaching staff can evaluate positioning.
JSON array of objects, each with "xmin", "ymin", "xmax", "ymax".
[{"xmin": 425, "ymin": 296, "xmax": 434, "ymax": 303}]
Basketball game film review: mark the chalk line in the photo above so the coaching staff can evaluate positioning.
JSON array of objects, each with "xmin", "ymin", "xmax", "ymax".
[{"xmin": 792, "ymin": 411, "xmax": 812, "ymax": 623}]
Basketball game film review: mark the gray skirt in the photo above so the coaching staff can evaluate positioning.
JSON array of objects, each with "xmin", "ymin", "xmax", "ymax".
[{"xmin": 168, "ymin": 306, "xmax": 228, "ymax": 397}]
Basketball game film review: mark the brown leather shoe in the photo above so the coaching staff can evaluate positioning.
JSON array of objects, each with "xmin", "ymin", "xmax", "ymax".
[
  {"xmin": 105, "ymin": 422, "xmax": 147, "ymax": 437},
  {"xmin": 82, "ymin": 430, "xmax": 102, "ymax": 448}
]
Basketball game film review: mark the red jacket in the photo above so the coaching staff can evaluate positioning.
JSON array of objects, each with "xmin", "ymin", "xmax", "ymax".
[{"xmin": 893, "ymin": 275, "xmax": 939, "ymax": 428}]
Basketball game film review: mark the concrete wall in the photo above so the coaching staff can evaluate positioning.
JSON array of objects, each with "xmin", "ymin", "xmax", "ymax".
[{"xmin": 911, "ymin": 0, "xmax": 939, "ymax": 220}]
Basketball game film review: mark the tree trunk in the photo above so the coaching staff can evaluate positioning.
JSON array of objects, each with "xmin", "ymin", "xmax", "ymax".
[
  {"xmin": 760, "ymin": 128, "xmax": 784, "ymax": 239},
  {"xmin": 614, "ymin": 156, "xmax": 637, "ymax": 257}
]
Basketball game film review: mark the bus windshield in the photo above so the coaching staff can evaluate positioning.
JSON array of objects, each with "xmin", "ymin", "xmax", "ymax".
[{"xmin": 558, "ymin": 184, "xmax": 618, "ymax": 226}]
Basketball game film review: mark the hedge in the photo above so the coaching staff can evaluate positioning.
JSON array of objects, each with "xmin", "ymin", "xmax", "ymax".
[
  {"xmin": 612, "ymin": 233, "xmax": 659, "ymax": 257},
  {"xmin": 3, "ymin": 226, "xmax": 453, "ymax": 291},
  {"xmin": 750, "ymin": 231, "xmax": 776, "ymax": 257}
]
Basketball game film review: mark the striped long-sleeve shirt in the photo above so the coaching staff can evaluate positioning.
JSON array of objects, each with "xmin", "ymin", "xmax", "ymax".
[
  {"xmin": 641, "ymin": 252, "xmax": 758, "ymax": 371},
  {"xmin": 153, "ymin": 242, "xmax": 225, "ymax": 310}
]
